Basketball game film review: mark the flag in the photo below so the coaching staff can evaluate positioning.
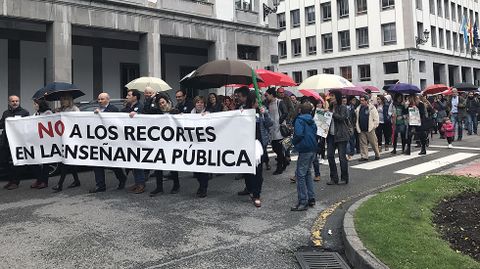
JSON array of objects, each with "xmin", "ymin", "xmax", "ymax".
[
  {"xmin": 468, "ymin": 20, "xmax": 474, "ymax": 46},
  {"xmin": 461, "ymin": 16, "xmax": 469, "ymax": 47},
  {"xmin": 474, "ymin": 21, "xmax": 479, "ymax": 47}
]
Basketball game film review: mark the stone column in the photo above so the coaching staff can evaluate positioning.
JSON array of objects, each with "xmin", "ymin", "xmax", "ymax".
[
  {"xmin": 440, "ymin": 64, "xmax": 448, "ymax": 85},
  {"xmin": 46, "ymin": 21, "xmax": 72, "ymax": 83},
  {"xmin": 139, "ymin": 29, "xmax": 161, "ymax": 78}
]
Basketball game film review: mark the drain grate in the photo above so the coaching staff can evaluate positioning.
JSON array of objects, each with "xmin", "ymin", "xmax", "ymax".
[{"xmin": 295, "ymin": 251, "xmax": 350, "ymax": 269}]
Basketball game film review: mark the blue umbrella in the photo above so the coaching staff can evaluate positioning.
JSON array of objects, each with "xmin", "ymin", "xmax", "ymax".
[
  {"xmin": 32, "ymin": 82, "xmax": 79, "ymax": 100},
  {"xmin": 386, "ymin": 83, "xmax": 421, "ymax": 95}
]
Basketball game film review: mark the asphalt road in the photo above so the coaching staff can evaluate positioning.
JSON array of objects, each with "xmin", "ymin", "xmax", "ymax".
[{"xmin": 0, "ymin": 134, "xmax": 479, "ymax": 269}]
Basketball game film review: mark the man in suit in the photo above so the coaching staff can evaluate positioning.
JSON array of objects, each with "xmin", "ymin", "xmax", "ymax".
[{"xmin": 89, "ymin": 92, "xmax": 127, "ymax": 193}]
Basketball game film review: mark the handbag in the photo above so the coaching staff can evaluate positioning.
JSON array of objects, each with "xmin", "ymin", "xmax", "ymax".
[{"xmin": 280, "ymin": 123, "xmax": 292, "ymax": 137}]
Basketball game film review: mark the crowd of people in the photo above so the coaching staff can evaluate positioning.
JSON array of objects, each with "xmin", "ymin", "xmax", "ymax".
[{"xmin": 0, "ymin": 86, "xmax": 478, "ymax": 210}]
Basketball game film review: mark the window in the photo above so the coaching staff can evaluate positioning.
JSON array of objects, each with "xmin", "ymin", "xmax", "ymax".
[
  {"xmin": 237, "ymin": 45, "xmax": 259, "ymax": 60},
  {"xmin": 416, "ymin": 0, "xmax": 422, "ymax": 10},
  {"xmin": 457, "ymin": 5, "xmax": 461, "ymax": 23},
  {"xmin": 356, "ymin": 27, "xmax": 369, "ymax": 48},
  {"xmin": 307, "ymin": 69, "xmax": 318, "ymax": 77},
  {"xmin": 338, "ymin": 0, "xmax": 349, "ymax": 18},
  {"xmin": 382, "ymin": 23, "xmax": 397, "ymax": 45},
  {"xmin": 321, "ymin": 2, "xmax": 332, "ymax": 22},
  {"xmin": 460, "ymin": 33, "xmax": 464, "ymax": 52},
  {"xmin": 291, "ymin": 9, "xmax": 300, "ymax": 28},
  {"xmin": 278, "ymin": 41, "xmax": 287, "ymax": 58},
  {"xmin": 358, "ymin": 65, "xmax": 371, "ymax": 81},
  {"xmin": 420, "ymin": 79, "xmax": 427, "ymax": 90},
  {"xmin": 384, "ymin": 62, "xmax": 399, "ymax": 74},
  {"xmin": 322, "ymin": 33, "xmax": 333, "ymax": 53},
  {"xmin": 340, "ymin": 66, "xmax": 352, "ymax": 81},
  {"xmin": 444, "ymin": 0, "xmax": 449, "ymax": 19},
  {"xmin": 306, "ymin": 36, "xmax": 317, "ymax": 55},
  {"xmin": 384, "ymin": 79, "xmax": 399, "ymax": 86},
  {"xmin": 439, "ymin": 28, "xmax": 444, "ymax": 48},
  {"xmin": 339, "ymin": 30, "xmax": 351, "ymax": 51},
  {"xmin": 437, "ymin": 0, "xmax": 442, "ymax": 17},
  {"xmin": 419, "ymin": 61, "xmax": 426, "ymax": 73},
  {"xmin": 446, "ymin": 30, "xmax": 451, "ymax": 50},
  {"xmin": 235, "ymin": 0, "xmax": 253, "ymax": 11},
  {"xmin": 451, "ymin": 3, "xmax": 456, "ymax": 21},
  {"xmin": 382, "ymin": 0, "xmax": 395, "ymax": 9},
  {"xmin": 277, "ymin": 13, "xmax": 286, "ymax": 29},
  {"xmin": 292, "ymin": 39, "xmax": 301, "ymax": 56},
  {"xmin": 431, "ymin": 26, "xmax": 437, "ymax": 47},
  {"xmin": 356, "ymin": 0, "xmax": 367, "ymax": 14},
  {"xmin": 430, "ymin": 0, "xmax": 435, "ymax": 14},
  {"xmin": 417, "ymin": 22, "xmax": 424, "ymax": 40},
  {"xmin": 323, "ymin": 68, "xmax": 334, "ymax": 74},
  {"xmin": 305, "ymin": 6, "xmax": 315, "ymax": 24},
  {"xmin": 453, "ymin": 32, "xmax": 458, "ymax": 51},
  {"xmin": 292, "ymin": 71, "xmax": 303, "ymax": 83}
]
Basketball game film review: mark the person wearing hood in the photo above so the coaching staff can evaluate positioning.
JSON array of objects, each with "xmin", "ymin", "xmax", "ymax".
[
  {"xmin": 291, "ymin": 102, "xmax": 318, "ymax": 211},
  {"xmin": 326, "ymin": 92, "xmax": 350, "ymax": 185},
  {"xmin": 1, "ymin": 95, "xmax": 30, "ymax": 190}
]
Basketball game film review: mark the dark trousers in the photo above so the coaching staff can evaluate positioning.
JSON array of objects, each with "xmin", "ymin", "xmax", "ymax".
[
  {"xmin": 244, "ymin": 163, "xmax": 263, "ymax": 199},
  {"xmin": 57, "ymin": 164, "xmax": 79, "ymax": 187},
  {"xmin": 327, "ymin": 135, "xmax": 349, "ymax": 182},
  {"xmin": 407, "ymin": 127, "xmax": 427, "ymax": 152},
  {"xmin": 318, "ymin": 137, "xmax": 326, "ymax": 159},
  {"xmin": 375, "ymin": 122, "xmax": 392, "ymax": 147},
  {"xmin": 447, "ymin": 137, "xmax": 454, "ymax": 144},
  {"xmin": 33, "ymin": 165, "xmax": 49, "ymax": 184},
  {"xmin": 0, "ymin": 146, "xmax": 20, "ymax": 185},
  {"xmin": 93, "ymin": 167, "xmax": 126, "ymax": 189},
  {"xmin": 262, "ymin": 146, "xmax": 269, "ymax": 166},
  {"xmin": 154, "ymin": 170, "xmax": 179, "ymax": 191},
  {"xmin": 196, "ymin": 173, "xmax": 209, "ymax": 192},
  {"xmin": 271, "ymin": 139, "xmax": 286, "ymax": 171}
]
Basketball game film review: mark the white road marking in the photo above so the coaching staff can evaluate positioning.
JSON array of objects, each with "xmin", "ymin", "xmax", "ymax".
[
  {"xmin": 394, "ymin": 153, "xmax": 478, "ymax": 175},
  {"xmin": 351, "ymin": 151, "xmax": 437, "ymax": 170}
]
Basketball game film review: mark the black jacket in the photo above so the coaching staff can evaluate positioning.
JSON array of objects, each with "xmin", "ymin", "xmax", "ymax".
[
  {"xmin": 0, "ymin": 106, "xmax": 30, "ymax": 147},
  {"xmin": 103, "ymin": 103, "xmax": 119, "ymax": 113},
  {"xmin": 121, "ymin": 102, "xmax": 143, "ymax": 113},
  {"xmin": 330, "ymin": 104, "xmax": 350, "ymax": 143},
  {"xmin": 466, "ymin": 97, "xmax": 480, "ymax": 114},
  {"xmin": 176, "ymin": 99, "xmax": 194, "ymax": 114}
]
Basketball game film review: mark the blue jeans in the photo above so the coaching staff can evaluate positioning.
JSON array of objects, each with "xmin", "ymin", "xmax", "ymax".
[
  {"xmin": 346, "ymin": 133, "xmax": 356, "ymax": 156},
  {"xmin": 467, "ymin": 112, "xmax": 478, "ymax": 134},
  {"xmin": 295, "ymin": 152, "xmax": 316, "ymax": 205},
  {"xmin": 450, "ymin": 113, "xmax": 464, "ymax": 139},
  {"xmin": 133, "ymin": 169, "xmax": 145, "ymax": 185},
  {"xmin": 312, "ymin": 153, "xmax": 321, "ymax": 177}
]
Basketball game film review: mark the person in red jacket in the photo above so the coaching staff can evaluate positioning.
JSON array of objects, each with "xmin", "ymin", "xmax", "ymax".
[{"xmin": 441, "ymin": 117, "xmax": 455, "ymax": 149}]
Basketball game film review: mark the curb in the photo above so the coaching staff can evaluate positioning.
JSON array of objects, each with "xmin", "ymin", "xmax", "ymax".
[{"xmin": 342, "ymin": 194, "xmax": 389, "ymax": 269}]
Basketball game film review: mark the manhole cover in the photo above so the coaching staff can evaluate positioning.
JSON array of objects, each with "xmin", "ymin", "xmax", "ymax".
[{"xmin": 295, "ymin": 251, "xmax": 350, "ymax": 269}]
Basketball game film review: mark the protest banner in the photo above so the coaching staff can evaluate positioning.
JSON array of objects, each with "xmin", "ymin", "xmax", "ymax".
[
  {"xmin": 5, "ymin": 110, "xmax": 256, "ymax": 174},
  {"xmin": 314, "ymin": 110, "xmax": 332, "ymax": 138}
]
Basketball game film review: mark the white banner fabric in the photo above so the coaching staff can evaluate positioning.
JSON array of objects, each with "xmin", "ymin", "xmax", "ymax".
[{"xmin": 5, "ymin": 110, "xmax": 256, "ymax": 174}]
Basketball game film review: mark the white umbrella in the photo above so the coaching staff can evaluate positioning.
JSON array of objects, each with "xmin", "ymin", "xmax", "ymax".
[
  {"xmin": 297, "ymin": 74, "xmax": 354, "ymax": 91},
  {"xmin": 125, "ymin": 77, "xmax": 172, "ymax": 92}
]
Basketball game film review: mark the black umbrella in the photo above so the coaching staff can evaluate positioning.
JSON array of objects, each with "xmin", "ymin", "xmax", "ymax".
[
  {"xmin": 44, "ymin": 89, "xmax": 85, "ymax": 101},
  {"xmin": 453, "ymin": 82, "xmax": 478, "ymax": 91},
  {"xmin": 32, "ymin": 82, "xmax": 79, "ymax": 100},
  {"xmin": 179, "ymin": 60, "xmax": 263, "ymax": 89}
]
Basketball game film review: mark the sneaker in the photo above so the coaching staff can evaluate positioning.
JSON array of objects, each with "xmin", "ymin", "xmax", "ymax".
[
  {"xmin": 132, "ymin": 185, "xmax": 145, "ymax": 194},
  {"xmin": 314, "ymin": 175, "xmax": 321, "ymax": 182},
  {"xmin": 448, "ymin": 144, "xmax": 453, "ymax": 149},
  {"xmin": 6, "ymin": 183, "xmax": 19, "ymax": 190},
  {"xmin": 308, "ymin": 198, "xmax": 316, "ymax": 207},
  {"xmin": 30, "ymin": 180, "xmax": 41, "ymax": 189}
]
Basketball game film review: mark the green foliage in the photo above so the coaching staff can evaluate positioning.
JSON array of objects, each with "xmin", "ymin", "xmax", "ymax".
[{"xmin": 355, "ymin": 175, "xmax": 480, "ymax": 269}]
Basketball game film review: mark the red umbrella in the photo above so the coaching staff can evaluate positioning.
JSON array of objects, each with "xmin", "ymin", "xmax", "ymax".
[
  {"xmin": 299, "ymin": 89, "xmax": 324, "ymax": 103},
  {"xmin": 441, "ymin": 87, "xmax": 454, "ymax": 96},
  {"xmin": 423, "ymin": 84, "xmax": 449, "ymax": 95},
  {"xmin": 250, "ymin": 69, "xmax": 296, "ymax": 87},
  {"xmin": 359, "ymin": 85, "xmax": 380, "ymax": 93}
]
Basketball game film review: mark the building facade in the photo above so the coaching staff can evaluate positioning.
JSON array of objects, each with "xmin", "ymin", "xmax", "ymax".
[
  {"xmin": 0, "ymin": 0, "xmax": 279, "ymax": 112},
  {"xmin": 277, "ymin": 0, "xmax": 480, "ymax": 90}
]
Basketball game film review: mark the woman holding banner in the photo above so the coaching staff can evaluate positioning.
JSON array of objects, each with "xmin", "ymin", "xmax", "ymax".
[
  {"xmin": 52, "ymin": 94, "xmax": 81, "ymax": 193},
  {"xmin": 191, "ymin": 96, "xmax": 210, "ymax": 198},
  {"xmin": 147, "ymin": 93, "xmax": 181, "ymax": 197},
  {"xmin": 241, "ymin": 91, "xmax": 271, "ymax": 207},
  {"xmin": 30, "ymin": 99, "xmax": 52, "ymax": 189}
]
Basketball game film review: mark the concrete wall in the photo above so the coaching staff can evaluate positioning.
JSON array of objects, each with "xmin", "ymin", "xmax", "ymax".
[
  {"xmin": 20, "ymin": 41, "xmax": 46, "ymax": 110},
  {"xmin": 215, "ymin": 1, "xmax": 235, "ymax": 21},
  {"xmin": 102, "ymin": 48, "xmax": 139, "ymax": 99},
  {"xmin": 0, "ymin": 39, "xmax": 7, "ymax": 113},
  {"xmin": 72, "ymin": 45, "xmax": 93, "ymax": 101},
  {"xmin": 164, "ymin": 53, "xmax": 208, "ymax": 90}
]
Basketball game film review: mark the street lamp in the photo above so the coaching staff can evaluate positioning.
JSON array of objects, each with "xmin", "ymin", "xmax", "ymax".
[
  {"xmin": 263, "ymin": 0, "xmax": 280, "ymax": 20},
  {"xmin": 415, "ymin": 29, "xmax": 430, "ymax": 48}
]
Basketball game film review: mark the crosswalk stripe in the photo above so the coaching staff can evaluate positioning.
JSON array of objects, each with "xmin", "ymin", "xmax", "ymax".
[
  {"xmin": 351, "ymin": 151, "xmax": 438, "ymax": 170},
  {"xmin": 394, "ymin": 153, "xmax": 478, "ymax": 175},
  {"xmin": 429, "ymin": 145, "xmax": 480, "ymax": 151}
]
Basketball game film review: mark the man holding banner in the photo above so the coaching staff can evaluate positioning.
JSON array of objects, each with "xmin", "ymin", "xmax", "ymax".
[
  {"xmin": 90, "ymin": 92, "xmax": 128, "ymax": 193},
  {"xmin": 1, "ymin": 95, "xmax": 29, "ymax": 190}
]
